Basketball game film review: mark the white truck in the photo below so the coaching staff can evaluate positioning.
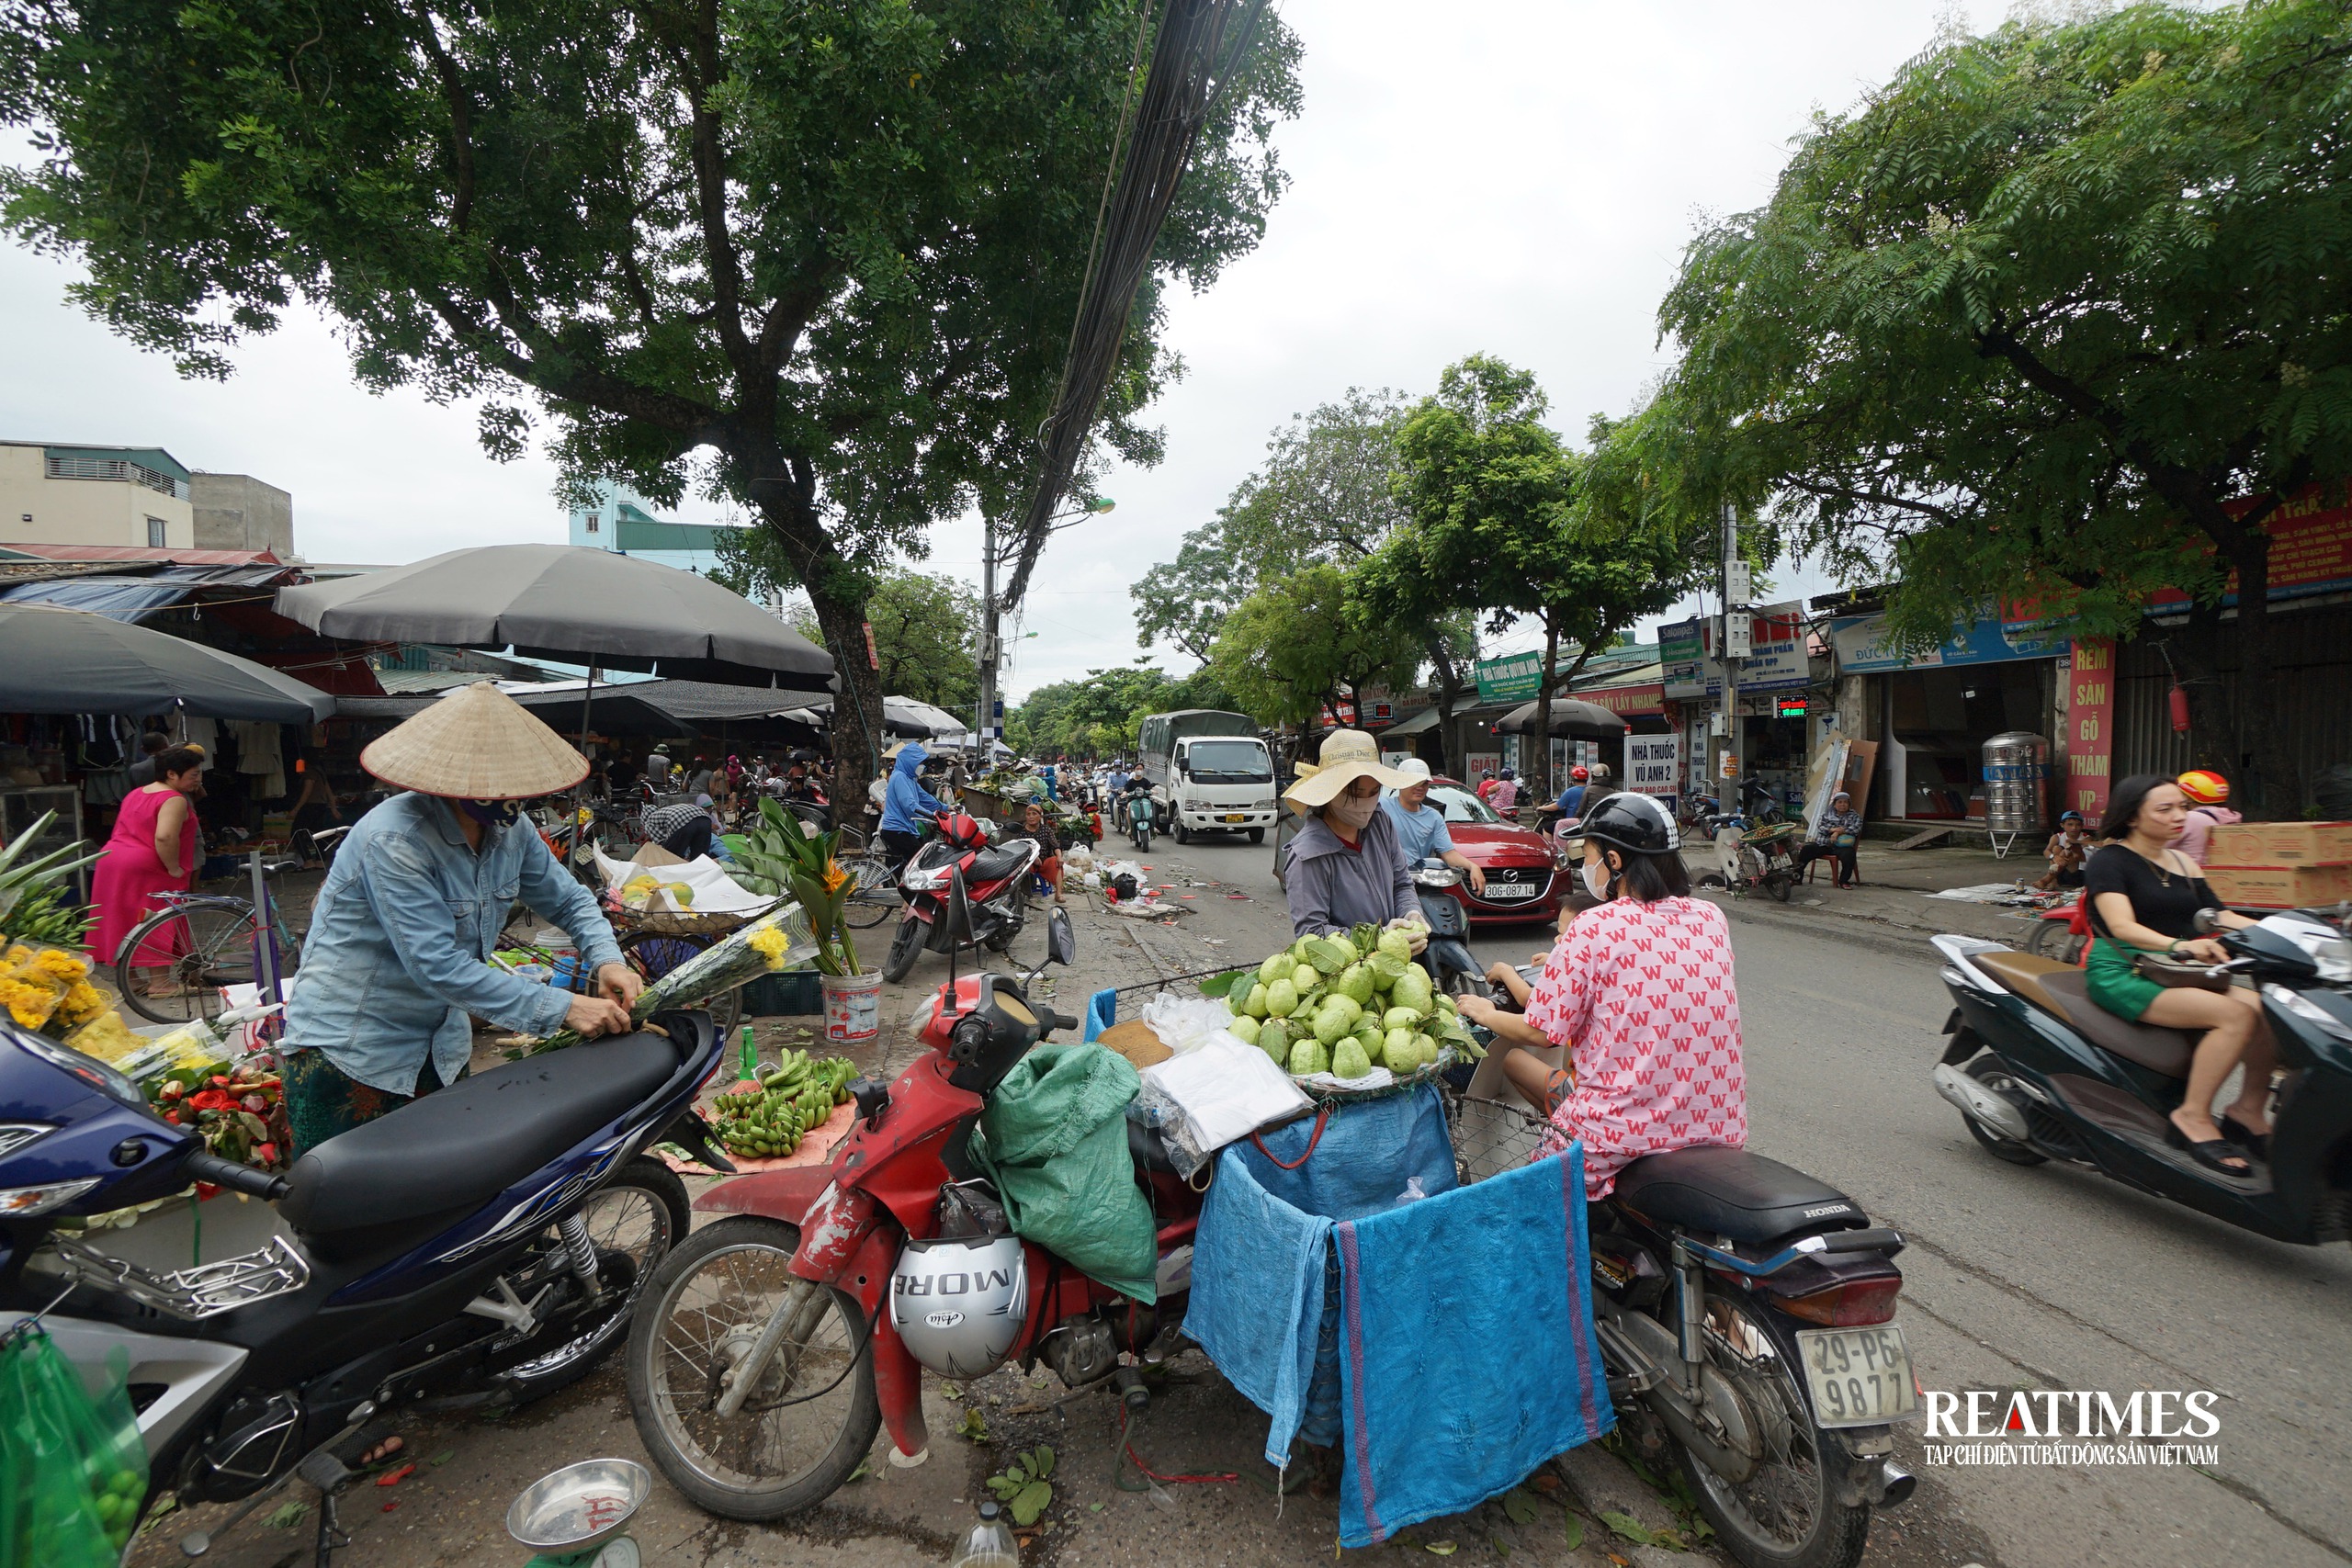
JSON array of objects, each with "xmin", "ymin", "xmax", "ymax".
[{"xmin": 1138, "ymin": 710, "xmax": 1277, "ymax": 844}]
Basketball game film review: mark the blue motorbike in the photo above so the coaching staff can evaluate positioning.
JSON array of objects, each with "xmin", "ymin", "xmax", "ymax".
[
  {"xmin": 1127, "ymin": 787, "xmax": 1156, "ymax": 852},
  {"xmin": 0, "ymin": 1010, "xmax": 728, "ymax": 1564}
]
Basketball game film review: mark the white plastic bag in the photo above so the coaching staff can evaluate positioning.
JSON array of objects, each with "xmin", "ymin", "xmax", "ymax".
[
  {"xmin": 1135, "ymin": 1035, "xmax": 1311, "ymax": 1178},
  {"xmin": 1137, "ymin": 990, "xmax": 1241, "ymax": 1056}
]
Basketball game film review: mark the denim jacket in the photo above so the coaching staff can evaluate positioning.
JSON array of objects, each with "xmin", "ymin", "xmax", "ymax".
[{"xmin": 283, "ymin": 794, "xmax": 625, "ymax": 1095}]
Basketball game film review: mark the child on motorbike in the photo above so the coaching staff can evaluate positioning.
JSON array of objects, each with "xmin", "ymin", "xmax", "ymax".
[{"xmin": 1455, "ymin": 794, "xmax": 1747, "ymax": 1199}]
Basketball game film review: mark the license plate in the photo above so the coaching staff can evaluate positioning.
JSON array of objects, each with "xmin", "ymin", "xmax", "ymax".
[
  {"xmin": 1222, "ymin": 813, "xmax": 1247, "ymax": 822},
  {"xmin": 1795, "ymin": 1325, "xmax": 1918, "ymax": 1427},
  {"xmin": 1482, "ymin": 882, "xmax": 1539, "ymax": 900}
]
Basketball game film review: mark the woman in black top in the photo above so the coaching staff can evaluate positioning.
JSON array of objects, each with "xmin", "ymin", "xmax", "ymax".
[{"xmin": 2082, "ymin": 774, "xmax": 2273, "ymax": 1174}]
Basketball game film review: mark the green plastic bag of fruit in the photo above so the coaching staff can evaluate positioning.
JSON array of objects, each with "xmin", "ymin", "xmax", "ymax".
[{"xmin": 0, "ymin": 1325, "xmax": 149, "ymax": 1568}]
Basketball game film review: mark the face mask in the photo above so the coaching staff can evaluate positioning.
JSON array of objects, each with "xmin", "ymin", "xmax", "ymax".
[
  {"xmin": 1583, "ymin": 858, "xmax": 1614, "ymax": 901},
  {"xmin": 457, "ymin": 797, "xmax": 523, "ymax": 828},
  {"xmin": 1329, "ymin": 790, "xmax": 1380, "ymax": 830}
]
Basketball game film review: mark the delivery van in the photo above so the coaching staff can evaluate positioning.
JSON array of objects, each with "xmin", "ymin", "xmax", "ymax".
[{"xmin": 1137, "ymin": 710, "xmax": 1277, "ymax": 843}]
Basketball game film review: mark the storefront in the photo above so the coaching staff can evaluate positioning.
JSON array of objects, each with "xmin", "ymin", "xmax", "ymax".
[
  {"xmin": 1827, "ymin": 610, "xmax": 2068, "ymax": 824},
  {"xmin": 1659, "ymin": 608, "xmax": 1826, "ymax": 811}
]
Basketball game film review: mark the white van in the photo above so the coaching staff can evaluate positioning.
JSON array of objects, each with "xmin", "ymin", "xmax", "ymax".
[{"xmin": 1137, "ymin": 710, "xmax": 1277, "ymax": 844}]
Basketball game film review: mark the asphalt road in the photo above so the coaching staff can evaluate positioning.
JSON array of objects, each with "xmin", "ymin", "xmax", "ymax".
[{"xmin": 1159, "ymin": 829, "xmax": 2352, "ymax": 1568}]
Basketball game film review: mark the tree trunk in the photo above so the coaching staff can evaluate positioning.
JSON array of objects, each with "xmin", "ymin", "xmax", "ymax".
[
  {"xmin": 1530, "ymin": 618, "xmax": 1560, "ymax": 814},
  {"xmin": 1422, "ymin": 631, "xmax": 1464, "ymax": 773}
]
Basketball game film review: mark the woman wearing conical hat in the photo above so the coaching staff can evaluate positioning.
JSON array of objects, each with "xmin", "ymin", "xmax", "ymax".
[{"xmin": 280, "ymin": 682, "xmax": 639, "ymax": 1150}]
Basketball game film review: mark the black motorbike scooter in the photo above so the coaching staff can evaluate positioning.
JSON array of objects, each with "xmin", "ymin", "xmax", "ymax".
[
  {"xmin": 1410, "ymin": 855, "xmax": 1491, "ymax": 999},
  {"xmin": 1931, "ymin": 915, "xmax": 2352, "ymax": 1246}
]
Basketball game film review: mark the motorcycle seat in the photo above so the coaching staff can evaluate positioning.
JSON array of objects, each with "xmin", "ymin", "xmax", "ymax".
[
  {"xmin": 1973, "ymin": 950, "xmax": 2194, "ymax": 1078},
  {"xmin": 279, "ymin": 1031, "xmax": 680, "ymax": 1235},
  {"xmin": 969, "ymin": 844, "xmax": 1031, "ymax": 884},
  {"xmin": 1613, "ymin": 1145, "xmax": 1866, "ymax": 1247},
  {"xmin": 1127, "ymin": 1116, "xmax": 1178, "ymax": 1174}
]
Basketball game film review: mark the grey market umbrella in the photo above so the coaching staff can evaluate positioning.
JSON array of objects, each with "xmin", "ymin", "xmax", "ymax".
[
  {"xmin": 273, "ymin": 544, "xmax": 834, "ymax": 691},
  {"xmin": 1494, "ymin": 698, "xmax": 1630, "ymax": 739},
  {"xmin": 0, "ymin": 604, "xmax": 335, "ymax": 721}
]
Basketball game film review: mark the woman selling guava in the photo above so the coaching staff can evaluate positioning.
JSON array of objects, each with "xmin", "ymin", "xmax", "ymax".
[{"xmin": 1280, "ymin": 728, "xmax": 1426, "ymax": 953}]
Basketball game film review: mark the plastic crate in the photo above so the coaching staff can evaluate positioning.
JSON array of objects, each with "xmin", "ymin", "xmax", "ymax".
[{"xmin": 742, "ymin": 969, "xmax": 824, "ymax": 1017}]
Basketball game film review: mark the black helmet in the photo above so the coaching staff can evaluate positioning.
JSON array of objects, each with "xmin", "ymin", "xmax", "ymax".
[{"xmin": 1578, "ymin": 792, "xmax": 1679, "ymax": 856}]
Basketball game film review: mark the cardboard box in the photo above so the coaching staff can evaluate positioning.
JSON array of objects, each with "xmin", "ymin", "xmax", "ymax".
[
  {"xmin": 2207, "ymin": 821, "xmax": 2352, "ymax": 866},
  {"xmin": 2201, "ymin": 863, "xmax": 2352, "ymax": 908}
]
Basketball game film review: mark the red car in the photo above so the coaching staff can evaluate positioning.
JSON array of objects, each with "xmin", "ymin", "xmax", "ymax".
[{"xmin": 1423, "ymin": 776, "xmax": 1572, "ymax": 926}]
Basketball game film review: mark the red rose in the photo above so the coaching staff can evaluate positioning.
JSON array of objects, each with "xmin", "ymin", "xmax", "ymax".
[
  {"xmin": 188, "ymin": 1089, "xmax": 233, "ymax": 1112},
  {"xmin": 243, "ymin": 1093, "xmax": 268, "ymax": 1113},
  {"xmin": 254, "ymin": 1143, "xmax": 279, "ymax": 1167},
  {"xmin": 158, "ymin": 1080, "xmax": 185, "ymax": 1100}
]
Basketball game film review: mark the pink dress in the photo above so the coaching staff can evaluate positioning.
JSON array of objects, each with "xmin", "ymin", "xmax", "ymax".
[
  {"xmin": 91, "ymin": 786, "xmax": 196, "ymax": 968},
  {"xmin": 1522, "ymin": 895, "xmax": 1747, "ymax": 1198}
]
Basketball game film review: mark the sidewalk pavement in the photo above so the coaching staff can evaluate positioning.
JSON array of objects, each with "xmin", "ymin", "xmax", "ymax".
[{"xmin": 1687, "ymin": 839, "xmax": 2067, "ymax": 958}]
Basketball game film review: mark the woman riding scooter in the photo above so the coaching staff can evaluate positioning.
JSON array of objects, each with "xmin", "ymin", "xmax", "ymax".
[{"xmin": 1455, "ymin": 793, "xmax": 1747, "ymax": 1198}]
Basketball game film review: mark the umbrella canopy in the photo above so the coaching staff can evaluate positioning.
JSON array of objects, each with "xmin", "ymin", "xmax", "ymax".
[
  {"xmin": 1494, "ymin": 698, "xmax": 1630, "ymax": 739},
  {"xmin": 273, "ymin": 544, "xmax": 834, "ymax": 690},
  {"xmin": 0, "ymin": 604, "xmax": 335, "ymax": 721}
]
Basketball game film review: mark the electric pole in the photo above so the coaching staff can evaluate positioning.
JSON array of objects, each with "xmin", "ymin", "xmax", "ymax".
[
  {"xmin": 1720, "ymin": 501, "xmax": 1748, "ymax": 795},
  {"xmin": 978, "ymin": 513, "xmax": 1000, "ymax": 759}
]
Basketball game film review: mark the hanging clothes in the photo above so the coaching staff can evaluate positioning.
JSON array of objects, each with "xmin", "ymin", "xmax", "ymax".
[
  {"xmin": 229, "ymin": 719, "xmax": 287, "ymax": 799},
  {"xmin": 177, "ymin": 715, "xmax": 220, "ymax": 758}
]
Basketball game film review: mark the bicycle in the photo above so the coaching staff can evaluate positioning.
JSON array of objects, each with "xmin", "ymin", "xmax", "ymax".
[{"xmin": 113, "ymin": 847, "xmax": 317, "ymax": 1026}]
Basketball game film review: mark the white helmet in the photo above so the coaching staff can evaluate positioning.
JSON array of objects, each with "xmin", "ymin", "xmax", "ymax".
[{"xmin": 889, "ymin": 1235, "xmax": 1027, "ymax": 1377}]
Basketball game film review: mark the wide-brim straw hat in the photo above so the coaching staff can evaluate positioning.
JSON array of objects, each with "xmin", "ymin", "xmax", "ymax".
[
  {"xmin": 1283, "ymin": 728, "xmax": 1414, "ymax": 809},
  {"xmin": 360, "ymin": 681, "xmax": 589, "ymax": 799}
]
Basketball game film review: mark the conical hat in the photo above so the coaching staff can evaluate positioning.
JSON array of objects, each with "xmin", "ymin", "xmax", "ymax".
[
  {"xmin": 1283, "ymin": 728, "xmax": 1413, "ymax": 808},
  {"xmin": 360, "ymin": 681, "xmax": 588, "ymax": 799}
]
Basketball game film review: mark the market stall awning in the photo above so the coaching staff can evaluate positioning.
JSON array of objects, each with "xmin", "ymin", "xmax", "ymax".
[
  {"xmin": 1384, "ymin": 706, "xmax": 1443, "ymax": 737},
  {"xmin": 274, "ymin": 543, "xmax": 834, "ymax": 690},
  {"xmin": 886, "ymin": 695, "xmax": 970, "ymax": 739},
  {"xmin": 0, "ymin": 564, "xmax": 290, "ymax": 623},
  {"xmin": 332, "ymin": 684, "xmax": 690, "ymax": 737},
  {"xmin": 0, "ymin": 604, "xmax": 335, "ymax": 721},
  {"xmin": 1492, "ymin": 698, "xmax": 1630, "ymax": 738}
]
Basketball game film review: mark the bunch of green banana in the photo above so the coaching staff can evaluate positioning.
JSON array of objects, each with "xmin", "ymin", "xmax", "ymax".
[
  {"xmin": 0, "ymin": 812, "xmax": 101, "ymax": 948},
  {"xmin": 713, "ymin": 1051, "xmax": 859, "ymax": 1158}
]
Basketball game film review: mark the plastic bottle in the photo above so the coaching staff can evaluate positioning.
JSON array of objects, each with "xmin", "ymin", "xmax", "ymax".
[
  {"xmin": 739, "ymin": 1022, "xmax": 759, "ymax": 1082},
  {"xmin": 945, "ymin": 1501, "xmax": 1019, "ymax": 1567}
]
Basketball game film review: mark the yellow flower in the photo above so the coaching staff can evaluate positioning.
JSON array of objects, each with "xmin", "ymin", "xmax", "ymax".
[
  {"xmin": 58, "ymin": 980, "xmax": 107, "ymax": 1026},
  {"xmin": 29, "ymin": 947, "xmax": 88, "ymax": 983},
  {"xmin": 747, "ymin": 926, "xmax": 790, "ymax": 970},
  {"xmin": 820, "ymin": 861, "xmax": 852, "ymax": 897},
  {"xmin": 0, "ymin": 977, "xmax": 59, "ymax": 1028}
]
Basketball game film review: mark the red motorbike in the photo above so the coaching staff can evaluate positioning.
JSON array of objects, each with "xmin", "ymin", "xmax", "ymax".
[
  {"xmin": 881, "ymin": 809, "xmax": 1044, "ymax": 982},
  {"xmin": 623, "ymin": 905, "xmax": 1201, "ymax": 1519}
]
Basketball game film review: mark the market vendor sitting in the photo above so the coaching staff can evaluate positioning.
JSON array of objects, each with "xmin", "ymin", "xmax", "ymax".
[
  {"xmin": 280, "ymin": 682, "xmax": 639, "ymax": 1153},
  {"xmin": 1282, "ymin": 728, "xmax": 1424, "ymax": 950}
]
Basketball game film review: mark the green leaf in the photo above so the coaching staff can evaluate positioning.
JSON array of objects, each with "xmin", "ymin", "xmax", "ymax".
[
  {"xmin": 1009, "ymin": 1479, "xmax": 1052, "ymax": 1527},
  {"xmin": 1423, "ymin": 1544, "xmax": 1457, "ymax": 1557},
  {"xmin": 987, "ymin": 1475, "xmax": 1020, "ymax": 1499},
  {"xmin": 1031, "ymin": 1445, "xmax": 1056, "ymax": 1478},
  {"xmin": 264, "ymin": 1501, "xmax": 311, "ymax": 1529},
  {"xmin": 1196, "ymin": 967, "xmax": 1251, "ymax": 998},
  {"xmin": 956, "ymin": 1407, "xmax": 989, "ymax": 1442},
  {"xmin": 1562, "ymin": 1515, "xmax": 1584, "ymax": 1551},
  {"xmin": 1501, "ymin": 1489, "xmax": 1538, "ymax": 1525},
  {"xmin": 1600, "ymin": 1510, "xmax": 1654, "ymax": 1546}
]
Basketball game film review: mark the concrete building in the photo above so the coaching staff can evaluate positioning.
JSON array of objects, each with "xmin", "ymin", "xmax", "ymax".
[
  {"xmin": 566, "ymin": 480, "xmax": 743, "ymax": 574},
  {"xmin": 190, "ymin": 471, "xmax": 295, "ymax": 556},
  {"xmin": 0, "ymin": 441, "xmax": 194, "ymax": 550}
]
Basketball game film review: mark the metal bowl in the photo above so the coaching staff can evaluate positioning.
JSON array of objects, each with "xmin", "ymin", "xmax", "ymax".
[{"xmin": 504, "ymin": 1458, "xmax": 651, "ymax": 1552}]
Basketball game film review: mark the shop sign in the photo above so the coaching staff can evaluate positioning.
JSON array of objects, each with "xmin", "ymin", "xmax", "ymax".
[
  {"xmin": 1464, "ymin": 750, "xmax": 1500, "ymax": 782},
  {"xmin": 1367, "ymin": 700, "xmax": 1395, "ymax": 727},
  {"xmin": 1661, "ymin": 607, "xmax": 1814, "ymax": 695},
  {"xmin": 1626, "ymin": 735, "xmax": 1679, "ymax": 796},
  {"xmin": 1829, "ymin": 607, "xmax": 2065, "ymax": 673},
  {"xmin": 1320, "ymin": 700, "xmax": 1358, "ymax": 727},
  {"xmin": 2148, "ymin": 483, "xmax": 2352, "ymax": 611},
  {"xmin": 1718, "ymin": 750, "xmax": 1741, "ymax": 781},
  {"xmin": 1575, "ymin": 681, "xmax": 1666, "ymax": 716},
  {"xmin": 2066, "ymin": 637, "xmax": 2115, "ymax": 822},
  {"xmin": 1776, "ymin": 696, "xmax": 1809, "ymax": 717},
  {"xmin": 1474, "ymin": 651, "xmax": 1545, "ymax": 703}
]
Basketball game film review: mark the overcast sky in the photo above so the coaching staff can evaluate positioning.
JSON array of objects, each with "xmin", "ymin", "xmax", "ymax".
[{"xmin": 1, "ymin": 0, "xmax": 1967, "ymax": 701}]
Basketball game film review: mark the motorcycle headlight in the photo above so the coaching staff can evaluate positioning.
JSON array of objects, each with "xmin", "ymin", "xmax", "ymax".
[{"xmin": 1413, "ymin": 866, "xmax": 1461, "ymax": 887}]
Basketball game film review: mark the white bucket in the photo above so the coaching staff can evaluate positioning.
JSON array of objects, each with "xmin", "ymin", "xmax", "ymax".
[{"xmin": 820, "ymin": 970, "xmax": 884, "ymax": 1045}]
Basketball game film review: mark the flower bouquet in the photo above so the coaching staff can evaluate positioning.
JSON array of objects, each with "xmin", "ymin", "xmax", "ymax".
[
  {"xmin": 528, "ymin": 899, "xmax": 817, "ymax": 1055},
  {"xmin": 722, "ymin": 799, "xmax": 866, "ymax": 977},
  {"xmin": 151, "ymin": 1056, "xmax": 288, "ymax": 1175}
]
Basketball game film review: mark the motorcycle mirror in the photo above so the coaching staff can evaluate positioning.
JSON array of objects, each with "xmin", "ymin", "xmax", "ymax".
[
  {"xmin": 1046, "ymin": 905, "xmax": 1076, "ymax": 966},
  {"xmin": 2193, "ymin": 907, "xmax": 2223, "ymax": 934}
]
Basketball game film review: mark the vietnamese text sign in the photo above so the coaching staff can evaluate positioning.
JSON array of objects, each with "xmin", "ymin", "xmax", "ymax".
[
  {"xmin": 2066, "ymin": 637, "xmax": 2115, "ymax": 823},
  {"xmin": 1627, "ymin": 735, "xmax": 1679, "ymax": 796},
  {"xmin": 1830, "ymin": 609, "xmax": 2064, "ymax": 673},
  {"xmin": 1475, "ymin": 650, "xmax": 1545, "ymax": 703}
]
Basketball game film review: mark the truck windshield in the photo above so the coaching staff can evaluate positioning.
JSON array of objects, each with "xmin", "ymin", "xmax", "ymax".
[{"xmin": 1182, "ymin": 740, "xmax": 1272, "ymax": 783}]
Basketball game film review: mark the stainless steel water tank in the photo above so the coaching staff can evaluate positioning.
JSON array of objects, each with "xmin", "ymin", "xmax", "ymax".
[{"xmin": 1981, "ymin": 731, "xmax": 2050, "ymax": 834}]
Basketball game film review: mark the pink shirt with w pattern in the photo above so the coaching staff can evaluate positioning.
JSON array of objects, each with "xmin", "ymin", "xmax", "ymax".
[{"xmin": 1521, "ymin": 895, "xmax": 1747, "ymax": 1198}]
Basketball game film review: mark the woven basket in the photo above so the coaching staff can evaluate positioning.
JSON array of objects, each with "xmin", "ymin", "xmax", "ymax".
[
  {"xmin": 1444, "ymin": 1093, "xmax": 1554, "ymax": 1185},
  {"xmin": 619, "ymin": 908, "xmax": 764, "ymax": 938}
]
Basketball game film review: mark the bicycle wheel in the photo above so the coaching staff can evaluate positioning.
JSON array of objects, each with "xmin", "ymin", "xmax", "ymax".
[
  {"xmin": 114, "ymin": 898, "xmax": 280, "ymax": 1025},
  {"xmin": 838, "ymin": 855, "xmax": 899, "ymax": 931},
  {"xmin": 620, "ymin": 931, "xmax": 742, "ymax": 1037}
]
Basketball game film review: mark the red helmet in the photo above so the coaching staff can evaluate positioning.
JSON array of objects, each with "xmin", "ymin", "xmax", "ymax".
[
  {"xmin": 1570, "ymin": 765, "xmax": 1590, "ymax": 783},
  {"xmin": 2177, "ymin": 769, "xmax": 2230, "ymax": 806}
]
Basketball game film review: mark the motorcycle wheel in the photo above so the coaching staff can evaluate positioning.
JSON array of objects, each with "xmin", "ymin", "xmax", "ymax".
[
  {"xmin": 1764, "ymin": 869, "xmax": 1794, "ymax": 903},
  {"xmin": 882, "ymin": 917, "xmax": 924, "ymax": 983},
  {"xmin": 1668, "ymin": 1292, "xmax": 1877, "ymax": 1568},
  {"xmin": 1960, "ymin": 1056, "xmax": 2048, "ymax": 1166},
  {"xmin": 626, "ymin": 1215, "xmax": 880, "ymax": 1521},
  {"xmin": 500, "ymin": 1159, "xmax": 690, "ymax": 1404},
  {"xmin": 2022, "ymin": 919, "xmax": 2085, "ymax": 964}
]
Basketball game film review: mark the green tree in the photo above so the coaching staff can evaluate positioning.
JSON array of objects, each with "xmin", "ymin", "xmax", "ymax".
[
  {"xmin": 1005, "ymin": 661, "xmax": 1230, "ymax": 760},
  {"xmin": 1384, "ymin": 355, "xmax": 1704, "ymax": 801},
  {"xmin": 734, "ymin": 560, "xmax": 982, "ymax": 716},
  {"xmin": 1207, "ymin": 563, "xmax": 1420, "ymax": 729},
  {"xmin": 1655, "ymin": 0, "xmax": 2352, "ymax": 811},
  {"xmin": 1133, "ymin": 389, "xmax": 1479, "ymax": 748},
  {"xmin": 1, "ymin": 0, "xmax": 1300, "ymax": 774}
]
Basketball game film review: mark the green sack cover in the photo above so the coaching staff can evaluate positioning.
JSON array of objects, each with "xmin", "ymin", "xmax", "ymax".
[
  {"xmin": 969, "ymin": 1043, "xmax": 1158, "ymax": 1302},
  {"xmin": 0, "ymin": 1327, "xmax": 150, "ymax": 1568}
]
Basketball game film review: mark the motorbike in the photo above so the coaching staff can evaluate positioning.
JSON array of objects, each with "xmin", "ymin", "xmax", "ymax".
[
  {"xmin": 1587, "ymin": 1147, "xmax": 1917, "ymax": 1568},
  {"xmin": 1126, "ymin": 787, "xmax": 1156, "ymax": 852},
  {"xmin": 1410, "ymin": 855, "xmax": 1492, "ymax": 1000},
  {"xmin": 1701, "ymin": 815, "xmax": 1804, "ymax": 902},
  {"xmin": 0, "ymin": 1010, "xmax": 728, "ymax": 1565},
  {"xmin": 1930, "ymin": 912, "xmax": 2352, "ymax": 1246},
  {"xmin": 882, "ymin": 810, "xmax": 1045, "ymax": 983},
  {"xmin": 625, "ymin": 905, "xmax": 1201, "ymax": 1519}
]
